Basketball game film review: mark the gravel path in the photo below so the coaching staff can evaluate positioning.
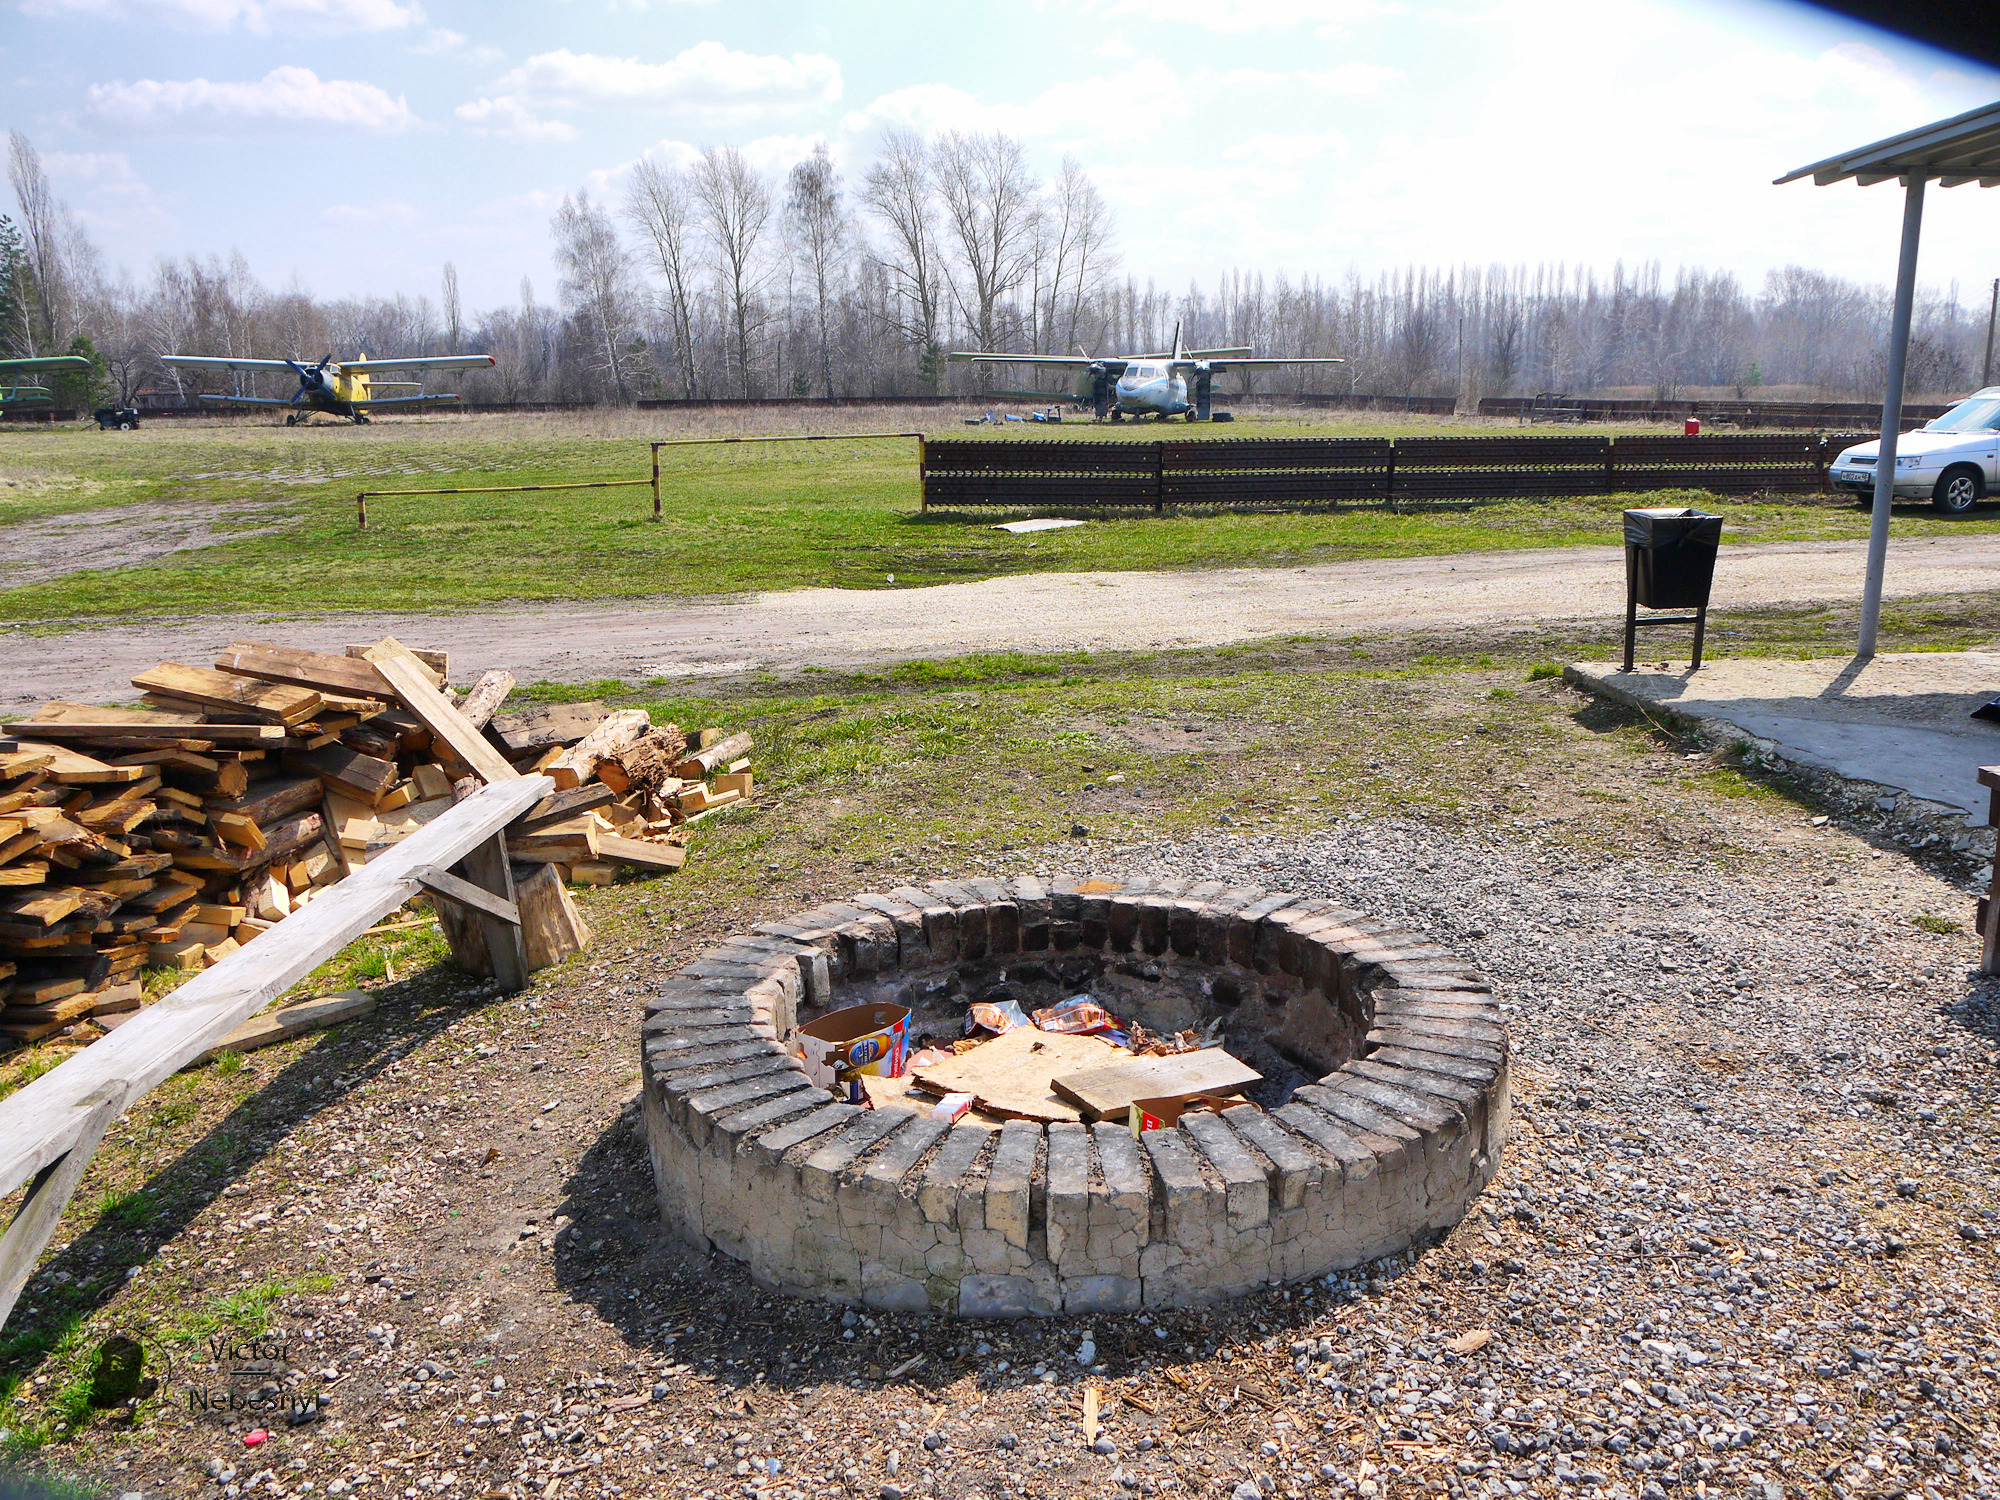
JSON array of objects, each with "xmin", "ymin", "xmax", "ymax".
[
  {"xmin": 47, "ymin": 788, "xmax": 2000, "ymax": 1500},
  {"xmin": 6, "ymin": 532, "xmax": 2000, "ymax": 713}
]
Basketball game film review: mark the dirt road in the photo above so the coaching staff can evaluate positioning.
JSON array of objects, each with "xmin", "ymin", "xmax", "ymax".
[{"xmin": 5, "ymin": 533, "xmax": 1997, "ymax": 709}]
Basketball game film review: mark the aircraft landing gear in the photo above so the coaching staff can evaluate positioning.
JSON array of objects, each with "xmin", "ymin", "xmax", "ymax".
[
  {"xmin": 283, "ymin": 413, "xmax": 301, "ymax": 426},
  {"xmin": 1109, "ymin": 408, "xmax": 1125, "ymax": 422},
  {"xmin": 352, "ymin": 412, "xmax": 371, "ymax": 425}
]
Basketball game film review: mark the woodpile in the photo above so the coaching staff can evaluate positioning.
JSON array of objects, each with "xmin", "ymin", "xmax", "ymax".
[{"xmin": 0, "ymin": 637, "xmax": 753, "ymax": 1046}]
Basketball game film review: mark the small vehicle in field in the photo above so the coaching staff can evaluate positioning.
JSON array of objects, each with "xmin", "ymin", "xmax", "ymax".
[
  {"xmin": 93, "ymin": 406, "xmax": 141, "ymax": 431},
  {"xmin": 1828, "ymin": 387, "xmax": 2000, "ymax": 514}
]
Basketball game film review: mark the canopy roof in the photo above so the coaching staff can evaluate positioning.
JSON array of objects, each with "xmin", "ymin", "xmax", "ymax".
[{"xmin": 1775, "ymin": 99, "xmax": 2000, "ymax": 188}]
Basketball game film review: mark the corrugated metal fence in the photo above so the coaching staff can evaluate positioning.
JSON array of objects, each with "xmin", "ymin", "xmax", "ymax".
[{"xmin": 920, "ymin": 433, "xmax": 1863, "ymax": 511}]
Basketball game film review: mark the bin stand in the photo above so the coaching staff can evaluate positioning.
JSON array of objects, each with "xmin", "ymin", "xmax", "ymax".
[{"xmin": 1621, "ymin": 546, "xmax": 1709, "ymax": 674}]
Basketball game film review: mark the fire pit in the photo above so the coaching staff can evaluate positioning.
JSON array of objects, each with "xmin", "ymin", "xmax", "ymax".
[{"xmin": 639, "ymin": 876, "xmax": 1508, "ymax": 1315}]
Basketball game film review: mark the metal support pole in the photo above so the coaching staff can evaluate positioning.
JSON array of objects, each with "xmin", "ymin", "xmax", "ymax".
[
  {"xmin": 651, "ymin": 446, "xmax": 662, "ymax": 521},
  {"xmin": 1621, "ymin": 547, "xmax": 1639, "ymax": 674},
  {"xmin": 1983, "ymin": 277, "xmax": 1998, "ymax": 390},
  {"xmin": 1858, "ymin": 175, "xmax": 1926, "ymax": 660}
]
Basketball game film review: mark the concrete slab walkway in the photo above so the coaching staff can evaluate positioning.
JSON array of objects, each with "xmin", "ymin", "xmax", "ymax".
[{"xmin": 1565, "ymin": 652, "xmax": 2000, "ymax": 825}]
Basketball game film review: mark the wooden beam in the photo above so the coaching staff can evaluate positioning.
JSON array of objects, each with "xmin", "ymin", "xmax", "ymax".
[
  {"xmin": 0, "ymin": 1084, "xmax": 123, "ymax": 1329},
  {"xmin": 214, "ymin": 641, "xmax": 393, "ymax": 701},
  {"xmin": 132, "ymin": 664, "xmax": 322, "ymax": 726},
  {"xmin": 2, "ymin": 720, "xmax": 285, "ymax": 747},
  {"xmin": 0, "ymin": 772, "xmax": 552, "ymax": 1307},
  {"xmin": 455, "ymin": 832, "xmax": 527, "ymax": 992},
  {"xmin": 596, "ymin": 832, "xmax": 686, "ymax": 873},
  {"xmin": 411, "ymin": 863, "xmax": 520, "ymax": 927},
  {"xmin": 512, "ymin": 783, "xmax": 614, "ymax": 833},
  {"xmin": 362, "ymin": 643, "xmax": 520, "ymax": 785}
]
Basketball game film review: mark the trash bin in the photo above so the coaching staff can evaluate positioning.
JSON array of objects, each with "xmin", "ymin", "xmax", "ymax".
[
  {"xmin": 1621, "ymin": 507, "xmax": 1722, "ymax": 671},
  {"xmin": 1624, "ymin": 507, "xmax": 1721, "ymax": 609}
]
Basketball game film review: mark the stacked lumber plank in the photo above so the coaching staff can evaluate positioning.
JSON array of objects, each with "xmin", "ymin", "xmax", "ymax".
[{"xmin": 0, "ymin": 637, "xmax": 754, "ymax": 1046}]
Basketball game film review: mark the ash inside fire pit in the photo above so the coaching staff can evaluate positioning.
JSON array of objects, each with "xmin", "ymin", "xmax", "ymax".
[{"xmin": 640, "ymin": 876, "xmax": 1509, "ymax": 1316}]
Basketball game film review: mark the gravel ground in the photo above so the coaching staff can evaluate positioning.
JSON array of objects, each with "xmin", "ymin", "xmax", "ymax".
[{"xmin": 16, "ymin": 787, "xmax": 2000, "ymax": 1500}]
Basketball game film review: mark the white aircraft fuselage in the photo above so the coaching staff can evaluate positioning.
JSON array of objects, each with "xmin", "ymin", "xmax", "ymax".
[{"xmin": 1113, "ymin": 362, "xmax": 1191, "ymax": 417}]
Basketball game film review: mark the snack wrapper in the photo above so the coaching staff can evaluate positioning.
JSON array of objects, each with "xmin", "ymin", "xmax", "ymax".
[
  {"xmin": 968, "ymin": 999, "xmax": 1030, "ymax": 1035},
  {"xmin": 1032, "ymin": 995, "xmax": 1115, "ymax": 1034}
]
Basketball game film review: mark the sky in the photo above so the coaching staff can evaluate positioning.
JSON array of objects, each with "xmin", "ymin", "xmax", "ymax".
[{"xmin": 6, "ymin": 0, "xmax": 2000, "ymax": 319}]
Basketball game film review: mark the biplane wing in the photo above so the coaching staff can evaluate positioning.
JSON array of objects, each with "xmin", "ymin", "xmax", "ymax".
[
  {"xmin": 336, "ymin": 355, "xmax": 496, "ymax": 373},
  {"xmin": 0, "ymin": 355, "xmax": 92, "ymax": 374},
  {"xmin": 159, "ymin": 355, "xmax": 302, "ymax": 374}
]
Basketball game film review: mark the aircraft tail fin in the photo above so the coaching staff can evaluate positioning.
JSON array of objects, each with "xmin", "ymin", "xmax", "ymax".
[{"xmin": 1171, "ymin": 320, "xmax": 1187, "ymax": 363}]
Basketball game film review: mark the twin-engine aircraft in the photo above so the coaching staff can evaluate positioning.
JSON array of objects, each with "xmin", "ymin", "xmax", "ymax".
[
  {"xmin": 949, "ymin": 322, "xmax": 1345, "ymax": 421},
  {"xmin": 0, "ymin": 354, "xmax": 92, "ymax": 413},
  {"xmin": 158, "ymin": 352, "xmax": 496, "ymax": 425}
]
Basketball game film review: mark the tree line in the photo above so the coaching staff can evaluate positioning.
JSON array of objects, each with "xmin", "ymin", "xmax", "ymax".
[{"xmin": 4, "ymin": 128, "xmax": 1993, "ymax": 411}]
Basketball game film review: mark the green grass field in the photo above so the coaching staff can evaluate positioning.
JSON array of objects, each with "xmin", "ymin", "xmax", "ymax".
[{"xmin": 0, "ymin": 406, "xmax": 1977, "ymax": 626}]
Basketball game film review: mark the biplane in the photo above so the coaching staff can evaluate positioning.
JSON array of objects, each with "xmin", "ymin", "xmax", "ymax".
[
  {"xmin": 0, "ymin": 354, "xmax": 92, "ymax": 414},
  {"xmin": 158, "ymin": 352, "xmax": 496, "ymax": 424}
]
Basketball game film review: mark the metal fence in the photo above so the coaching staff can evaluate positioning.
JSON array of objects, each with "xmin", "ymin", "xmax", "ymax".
[{"xmin": 919, "ymin": 433, "xmax": 1861, "ymax": 511}]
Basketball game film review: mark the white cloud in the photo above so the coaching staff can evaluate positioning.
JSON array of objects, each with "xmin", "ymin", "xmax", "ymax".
[
  {"xmin": 1086, "ymin": 0, "xmax": 1397, "ymax": 33},
  {"xmin": 454, "ymin": 95, "xmax": 577, "ymax": 143},
  {"xmin": 85, "ymin": 66, "xmax": 419, "ymax": 133},
  {"xmin": 415, "ymin": 27, "xmax": 502, "ymax": 63},
  {"xmin": 42, "ymin": 150, "xmax": 173, "ymax": 236},
  {"xmin": 459, "ymin": 41, "xmax": 841, "ymax": 136},
  {"xmin": 24, "ymin": 0, "xmax": 420, "ymax": 35},
  {"xmin": 1219, "ymin": 127, "xmax": 1351, "ymax": 165}
]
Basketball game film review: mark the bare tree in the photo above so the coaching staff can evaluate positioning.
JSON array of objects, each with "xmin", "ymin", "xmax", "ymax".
[
  {"xmin": 861, "ymin": 126, "xmax": 946, "ymax": 387},
  {"xmin": 7, "ymin": 132, "xmax": 92, "ymax": 353},
  {"xmin": 1044, "ymin": 156, "xmax": 1117, "ymax": 357},
  {"xmin": 784, "ymin": 144, "xmax": 848, "ymax": 398},
  {"xmin": 442, "ymin": 262, "xmax": 461, "ymax": 354},
  {"xmin": 933, "ymin": 130, "xmax": 1040, "ymax": 356},
  {"xmin": 550, "ymin": 190, "xmax": 639, "ymax": 401},
  {"xmin": 692, "ymin": 146, "xmax": 773, "ymax": 398},
  {"xmin": 625, "ymin": 157, "xmax": 704, "ymax": 399}
]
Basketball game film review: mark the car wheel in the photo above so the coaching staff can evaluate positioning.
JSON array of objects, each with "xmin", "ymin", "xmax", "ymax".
[
  {"xmin": 117, "ymin": 421, "xmax": 132, "ymax": 431},
  {"xmin": 1932, "ymin": 465, "xmax": 1983, "ymax": 515}
]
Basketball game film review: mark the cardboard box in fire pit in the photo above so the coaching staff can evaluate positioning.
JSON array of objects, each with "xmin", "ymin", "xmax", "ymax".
[{"xmin": 795, "ymin": 1002, "xmax": 910, "ymax": 1088}]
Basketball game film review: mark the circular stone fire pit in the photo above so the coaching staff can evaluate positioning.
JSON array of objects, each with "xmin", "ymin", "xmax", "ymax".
[{"xmin": 640, "ymin": 876, "xmax": 1508, "ymax": 1316}]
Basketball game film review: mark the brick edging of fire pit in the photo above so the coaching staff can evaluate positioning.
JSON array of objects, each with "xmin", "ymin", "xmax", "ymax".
[{"xmin": 637, "ymin": 875, "xmax": 1509, "ymax": 1316}]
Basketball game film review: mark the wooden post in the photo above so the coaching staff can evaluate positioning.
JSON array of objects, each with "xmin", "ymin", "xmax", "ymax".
[
  {"xmin": 454, "ymin": 832, "xmax": 528, "ymax": 992},
  {"xmin": 0, "ymin": 1084, "xmax": 123, "ymax": 1329},
  {"xmin": 357, "ymin": 491, "xmax": 368, "ymax": 530},
  {"xmin": 651, "ymin": 445, "xmax": 662, "ymax": 522}
]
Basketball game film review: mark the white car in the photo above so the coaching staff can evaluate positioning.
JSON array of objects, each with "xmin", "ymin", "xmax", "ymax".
[{"xmin": 1828, "ymin": 386, "xmax": 2000, "ymax": 514}]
